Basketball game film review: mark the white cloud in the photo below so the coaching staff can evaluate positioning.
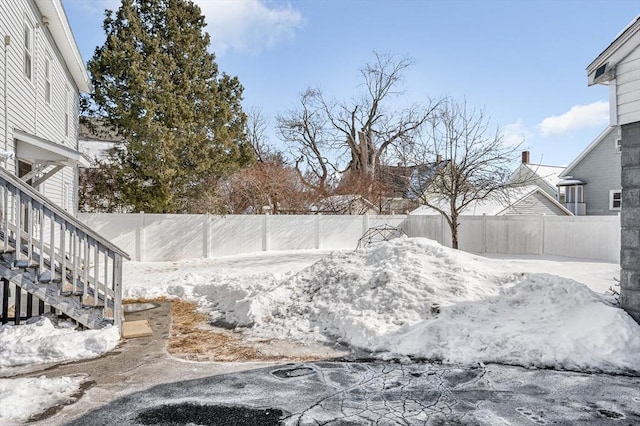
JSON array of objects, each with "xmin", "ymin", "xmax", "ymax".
[
  {"xmin": 195, "ymin": 0, "xmax": 304, "ymax": 55},
  {"xmin": 538, "ymin": 101, "xmax": 609, "ymax": 136},
  {"xmin": 501, "ymin": 119, "xmax": 532, "ymax": 147}
]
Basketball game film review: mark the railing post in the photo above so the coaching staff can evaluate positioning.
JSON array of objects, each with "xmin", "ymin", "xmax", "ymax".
[{"xmin": 113, "ymin": 253, "xmax": 123, "ymax": 333}]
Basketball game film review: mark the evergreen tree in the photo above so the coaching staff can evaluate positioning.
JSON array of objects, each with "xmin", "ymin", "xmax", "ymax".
[{"xmin": 86, "ymin": 0, "xmax": 253, "ymax": 213}]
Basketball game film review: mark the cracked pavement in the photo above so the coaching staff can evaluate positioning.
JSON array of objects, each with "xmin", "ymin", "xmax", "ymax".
[
  {"xmin": 19, "ymin": 302, "xmax": 640, "ymax": 425},
  {"xmin": 64, "ymin": 361, "xmax": 640, "ymax": 425}
]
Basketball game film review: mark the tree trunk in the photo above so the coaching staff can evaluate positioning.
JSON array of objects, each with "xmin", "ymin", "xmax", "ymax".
[{"xmin": 450, "ymin": 212, "xmax": 459, "ymax": 249}]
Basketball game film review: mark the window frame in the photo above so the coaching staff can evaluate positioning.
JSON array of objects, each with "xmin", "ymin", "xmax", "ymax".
[
  {"xmin": 23, "ymin": 19, "xmax": 33, "ymax": 81},
  {"xmin": 609, "ymin": 189, "xmax": 621, "ymax": 211},
  {"xmin": 44, "ymin": 54, "xmax": 52, "ymax": 105},
  {"xmin": 64, "ymin": 85, "xmax": 70, "ymax": 138}
]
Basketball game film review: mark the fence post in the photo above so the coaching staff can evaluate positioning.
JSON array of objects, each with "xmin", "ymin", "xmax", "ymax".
[
  {"xmin": 538, "ymin": 214, "xmax": 545, "ymax": 255},
  {"xmin": 440, "ymin": 214, "xmax": 446, "ymax": 246},
  {"xmin": 203, "ymin": 213, "xmax": 210, "ymax": 258},
  {"xmin": 136, "ymin": 211, "xmax": 145, "ymax": 262},
  {"xmin": 262, "ymin": 214, "xmax": 270, "ymax": 252},
  {"xmin": 363, "ymin": 214, "xmax": 370, "ymax": 235},
  {"xmin": 315, "ymin": 214, "xmax": 321, "ymax": 249},
  {"xmin": 482, "ymin": 214, "xmax": 487, "ymax": 253}
]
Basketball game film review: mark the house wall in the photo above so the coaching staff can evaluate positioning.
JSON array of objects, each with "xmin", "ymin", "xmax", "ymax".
[
  {"xmin": 620, "ymin": 121, "xmax": 640, "ymax": 322},
  {"xmin": 568, "ymin": 128, "xmax": 621, "ymax": 215},
  {"xmin": 503, "ymin": 191, "xmax": 569, "ymax": 215},
  {"xmin": 616, "ymin": 46, "xmax": 640, "ymax": 125},
  {"xmin": 0, "ymin": 0, "xmax": 82, "ymax": 214}
]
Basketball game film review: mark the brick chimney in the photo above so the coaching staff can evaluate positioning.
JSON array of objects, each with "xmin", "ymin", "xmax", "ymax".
[
  {"xmin": 521, "ymin": 150, "xmax": 530, "ymax": 164},
  {"xmin": 436, "ymin": 154, "xmax": 442, "ymax": 164}
]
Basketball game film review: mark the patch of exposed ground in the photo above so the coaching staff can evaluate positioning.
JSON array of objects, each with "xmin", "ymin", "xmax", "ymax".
[{"xmin": 128, "ymin": 299, "xmax": 348, "ymax": 362}]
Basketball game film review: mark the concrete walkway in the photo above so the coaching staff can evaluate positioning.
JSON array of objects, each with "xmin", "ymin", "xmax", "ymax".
[{"xmin": 21, "ymin": 302, "xmax": 640, "ymax": 425}]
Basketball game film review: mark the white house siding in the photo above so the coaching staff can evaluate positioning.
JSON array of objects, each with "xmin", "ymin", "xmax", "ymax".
[
  {"xmin": 568, "ymin": 129, "xmax": 621, "ymax": 215},
  {"xmin": 503, "ymin": 191, "xmax": 569, "ymax": 216},
  {"xmin": 0, "ymin": 0, "xmax": 83, "ymax": 214},
  {"xmin": 616, "ymin": 46, "xmax": 640, "ymax": 126}
]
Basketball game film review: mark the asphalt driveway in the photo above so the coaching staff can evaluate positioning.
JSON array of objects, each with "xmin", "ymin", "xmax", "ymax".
[{"xmin": 64, "ymin": 360, "xmax": 640, "ymax": 425}]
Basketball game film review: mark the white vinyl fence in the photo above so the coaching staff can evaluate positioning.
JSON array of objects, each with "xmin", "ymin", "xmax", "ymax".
[
  {"xmin": 404, "ymin": 214, "xmax": 621, "ymax": 262},
  {"xmin": 78, "ymin": 213, "xmax": 406, "ymax": 261},
  {"xmin": 79, "ymin": 213, "xmax": 621, "ymax": 262}
]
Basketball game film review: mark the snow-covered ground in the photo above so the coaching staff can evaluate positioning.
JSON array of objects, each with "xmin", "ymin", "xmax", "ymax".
[{"xmin": 1, "ymin": 236, "xmax": 636, "ymax": 424}]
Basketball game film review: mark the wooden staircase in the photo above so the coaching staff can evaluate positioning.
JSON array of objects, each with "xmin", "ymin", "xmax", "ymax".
[{"xmin": 0, "ymin": 167, "xmax": 129, "ymax": 331}]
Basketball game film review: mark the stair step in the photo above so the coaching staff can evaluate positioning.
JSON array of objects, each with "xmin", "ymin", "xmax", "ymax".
[{"xmin": 13, "ymin": 259, "xmax": 38, "ymax": 269}]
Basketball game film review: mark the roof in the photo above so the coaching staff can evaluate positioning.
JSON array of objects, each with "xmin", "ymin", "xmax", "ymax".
[
  {"xmin": 519, "ymin": 163, "xmax": 566, "ymax": 188},
  {"xmin": 34, "ymin": 0, "xmax": 91, "ymax": 93},
  {"xmin": 378, "ymin": 160, "xmax": 450, "ymax": 199},
  {"xmin": 560, "ymin": 126, "xmax": 617, "ymax": 178},
  {"xmin": 586, "ymin": 15, "xmax": 640, "ymax": 86},
  {"xmin": 410, "ymin": 185, "xmax": 572, "ymax": 216}
]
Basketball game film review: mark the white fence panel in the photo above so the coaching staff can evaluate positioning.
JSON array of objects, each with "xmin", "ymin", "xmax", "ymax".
[
  {"xmin": 319, "ymin": 216, "xmax": 369, "ymax": 250},
  {"xmin": 268, "ymin": 215, "xmax": 316, "ymax": 251},
  {"xmin": 209, "ymin": 216, "xmax": 263, "ymax": 258},
  {"xmin": 542, "ymin": 216, "xmax": 620, "ymax": 262},
  {"xmin": 79, "ymin": 213, "xmax": 620, "ymax": 263},
  {"xmin": 405, "ymin": 214, "xmax": 620, "ymax": 262}
]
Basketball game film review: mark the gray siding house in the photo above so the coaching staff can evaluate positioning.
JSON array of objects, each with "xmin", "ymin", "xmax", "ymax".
[
  {"xmin": 411, "ymin": 185, "xmax": 572, "ymax": 216},
  {"xmin": 586, "ymin": 15, "xmax": 640, "ymax": 321},
  {"xmin": 0, "ymin": 0, "xmax": 90, "ymax": 215},
  {"xmin": 557, "ymin": 126, "xmax": 621, "ymax": 215},
  {"xmin": 509, "ymin": 150, "xmax": 566, "ymax": 200}
]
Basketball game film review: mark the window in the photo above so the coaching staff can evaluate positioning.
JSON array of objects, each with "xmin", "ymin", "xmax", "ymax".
[
  {"xmin": 610, "ymin": 190, "xmax": 621, "ymax": 210},
  {"xmin": 566, "ymin": 185, "xmax": 583, "ymax": 203},
  {"xmin": 64, "ymin": 86, "xmax": 69, "ymax": 137},
  {"xmin": 44, "ymin": 55, "xmax": 51, "ymax": 105},
  {"xmin": 23, "ymin": 20, "xmax": 33, "ymax": 80},
  {"xmin": 615, "ymin": 137, "xmax": 622, "ymax": 153}
]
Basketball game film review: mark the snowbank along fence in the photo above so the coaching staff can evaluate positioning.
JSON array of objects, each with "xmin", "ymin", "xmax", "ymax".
[{"xmin": 78, "ymin": 213, "xmax": 620, "ymax": 262}]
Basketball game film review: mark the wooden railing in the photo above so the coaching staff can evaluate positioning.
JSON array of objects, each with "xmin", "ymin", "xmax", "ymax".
[{"xmin": 0, "ymin": 166, "xmax": 129, "ymax": 330}]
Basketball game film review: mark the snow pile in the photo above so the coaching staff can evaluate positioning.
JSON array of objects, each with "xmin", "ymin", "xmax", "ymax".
[
  {"xmin": 194, "ymin": 237, "xmax": 640, "ymax": 373},
  {"xmin": 0, "ymin": 375, "xmax": 85, "ymax": 424},
  {"xmin": 379, "ymin": 273, "xmax": 640, "ymax": 372},
  {"xmin": 255, "ymin": 238, "xmax": 521, "ymax": 347},
  {"xmin": 0, "ymin": 316, "xmax": 120, "ymax": 369}
]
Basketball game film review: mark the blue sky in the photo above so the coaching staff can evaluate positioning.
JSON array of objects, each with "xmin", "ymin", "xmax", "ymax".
[{"xmin": 63, "ymin": 0, "xmax": 639, "ymax": 167}]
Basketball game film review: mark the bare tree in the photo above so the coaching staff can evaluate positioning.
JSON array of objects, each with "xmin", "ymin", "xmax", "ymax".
[
  {"xmin": 324, "ymin": 53, "xmax": 438, "ymax": 178},
  {"xmin": 410, "ymin": 98, "xmax": 525, "ymax": 249},
  {"xmin": 220, "ymin": 163, "xmax": 312, "ymax": 214},
  {"xmin": 276, "ymin": 53, "xmax": 438, "ymax": 198},
  {"xmin": 246, "ymin": 106, "xmax": 286, "ymax": 165},
  {"xmin": 276, "ymin": 89, "xmax": 337, "ymax": 195}
]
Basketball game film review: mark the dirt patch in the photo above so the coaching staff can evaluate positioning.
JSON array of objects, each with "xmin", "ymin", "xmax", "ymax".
[{"xmin": 167, "ymin": 300, "xmax": 339, "ymax": 362}]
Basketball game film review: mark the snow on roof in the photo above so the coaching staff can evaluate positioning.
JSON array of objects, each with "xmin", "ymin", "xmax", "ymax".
[
  {"xmin": 523, "ymin": 164, "xmax": 566, "ymax": 188},
  {"xmin": 410, "ymin": 185, "xmax": 547, "ymax": 216}
]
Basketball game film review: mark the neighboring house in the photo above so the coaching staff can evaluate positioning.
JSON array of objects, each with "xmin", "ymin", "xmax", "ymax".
[
  {"xmin": 0, "ymin": 0, "xmax": 90, "ymax": 215},
  {"xmin": 556, "ymin": 126, "xmax": 621, "ymax": 216},
  {"xmin": 410, "ymin": 185, "xmax": 572, "ymax": 217},
  {"xmin": 79, "ymin": 118, "xmax": 121, "ymax": 164},
  {"xmin": 310, "ymin": 194, "xmax": 379, "ymax": 215},
  {"xmin": 587, "ymin": 15, "xmax": 640, "ymax": 321},
  {"xmin": 509, "ymin": 151, "xmax": 566, "ymax": 200}
]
